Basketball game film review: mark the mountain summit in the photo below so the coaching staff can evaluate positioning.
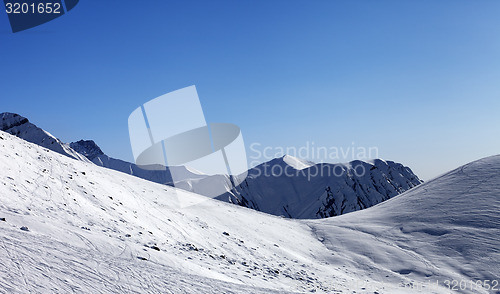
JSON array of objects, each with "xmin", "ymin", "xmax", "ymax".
[{"xmin": 69, "ymin": 140, "xmax": 104, "ymax": 161}]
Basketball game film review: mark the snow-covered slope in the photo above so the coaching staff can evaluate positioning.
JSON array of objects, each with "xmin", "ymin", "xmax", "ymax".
[
  {"xmin": 0, "ymin": 113, "xmax": 88, "ymax": 162},
  {"xmin": 0, "ymin": 131, "xmax": 349, "ymax": 293},
  {"xmin": 307, "ymin": 154, "xmax": 500, "ymax": 293},
  {"xmin": 0, "ymin": 130, "xmax": 498, "ymax": 293},
  {"xmin": 219, "ymin": 155, "xmax": 422, "ymax": 219},
  {"xmin": 0, "ymin": 115, "xmax": 225, "ymax": 197}
]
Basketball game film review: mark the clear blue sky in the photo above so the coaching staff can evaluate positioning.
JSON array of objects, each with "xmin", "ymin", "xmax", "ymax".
[{"xmin": 1, "ymin": 0, "xmax": 499, "ymax": 180}]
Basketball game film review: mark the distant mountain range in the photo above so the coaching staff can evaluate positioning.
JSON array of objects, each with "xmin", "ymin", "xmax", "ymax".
[
  {"xmin": 1, "ymin": 112, "xmax": 422, "ymax": 219},
  {"xmin": 218, "ymin": 155, "xmax": 421, "ymax": 218}
]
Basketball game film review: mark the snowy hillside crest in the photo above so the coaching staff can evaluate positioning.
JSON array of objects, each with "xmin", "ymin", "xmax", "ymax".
[{"xmin": 1, "ymin": 112, "xmax": 422, "ymax": 218}]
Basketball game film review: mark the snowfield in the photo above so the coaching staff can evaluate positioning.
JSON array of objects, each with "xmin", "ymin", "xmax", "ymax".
[
  {"xmin": 0, "ymin": 130, "xmax": 499, "ymax": 293},
  {"xmin": 307, "ymin": 155, "xmax": 500, "ymax": 293}
]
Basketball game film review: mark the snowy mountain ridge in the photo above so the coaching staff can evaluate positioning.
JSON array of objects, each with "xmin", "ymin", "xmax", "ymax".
[
  {"xmin": 219, "ymin": 155, "xmax": 422, "ymax": 219},
  {"xmin": 0, "ymin": 112, "xmax": 89, "ymax": 162},
  {"xmin": 1, "ymin": 112, "xmax": 422, "ymax": 220},
  {"xmin": 0, "ymin": 113, "xmax": 206, "ymax": 187}
]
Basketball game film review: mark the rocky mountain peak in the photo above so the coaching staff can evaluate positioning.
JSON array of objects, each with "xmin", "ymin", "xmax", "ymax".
[
  {"xmin": 69, "ymin": 140, "xmax": 105, "ymax": 161},
  {"xmin": 1, "ymin": 112, "xmax": 30, "ymax": 132}
]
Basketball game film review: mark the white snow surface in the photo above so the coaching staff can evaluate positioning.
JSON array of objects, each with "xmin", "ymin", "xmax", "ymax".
[
  {"xmin": 306, "ymin": 155, "xmax": 500, "ymax": 293},
  {"xmin": 0, "ymin": 130, "xmax": 498, "ymax": 293}
]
